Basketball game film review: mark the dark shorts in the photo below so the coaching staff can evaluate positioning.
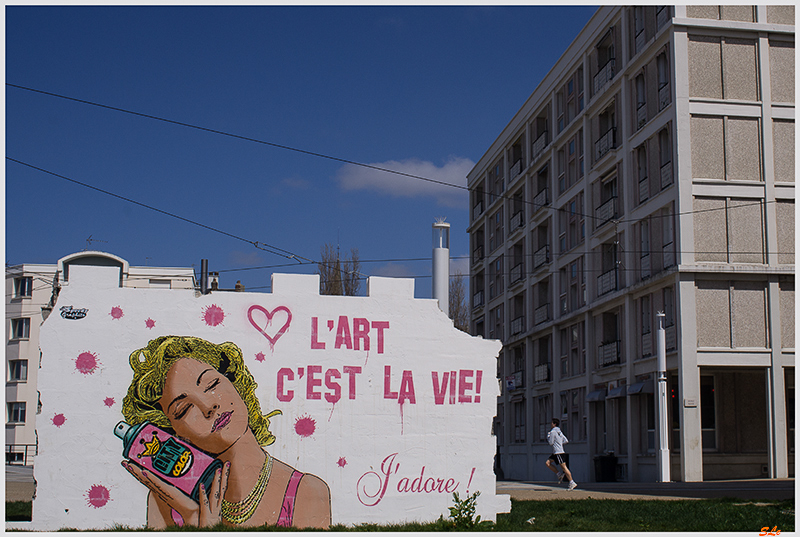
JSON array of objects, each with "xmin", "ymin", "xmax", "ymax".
[{"xmin": 548, "ymin": 453, "xmax": 569, "ymax": 467}]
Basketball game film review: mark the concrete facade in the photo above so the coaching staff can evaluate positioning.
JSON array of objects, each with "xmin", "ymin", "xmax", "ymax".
[
  {"xmin": 467, "ymin": 6, "xmax": 794, "ymax": 483},
  {"xmin": 5, "ymin": 251, "xmax": 196, "ymax": 465}
]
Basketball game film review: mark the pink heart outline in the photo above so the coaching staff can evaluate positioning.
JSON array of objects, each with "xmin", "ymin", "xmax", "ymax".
[{"xmin": 247, "ymin": 305, "xmax": 292, "ymax": 350}]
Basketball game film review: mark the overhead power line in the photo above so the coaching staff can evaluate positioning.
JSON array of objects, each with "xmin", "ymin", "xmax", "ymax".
[
  {"xmin": 7, "ymin": 83, "xmax": 464, "ymax": 193},
  {"xmin": 7, "ymin": 84, "xmax": 782, "ymax": 228}
]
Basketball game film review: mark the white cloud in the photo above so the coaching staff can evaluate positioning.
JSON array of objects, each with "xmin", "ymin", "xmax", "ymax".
[{"xmin": 336, "ymin": 157, "xmax": 473, "ymax": 208}]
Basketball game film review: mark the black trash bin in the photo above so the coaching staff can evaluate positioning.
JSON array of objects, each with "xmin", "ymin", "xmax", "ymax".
[{"xmin": 594, "ymin": 454, "xmax": 617, "ymax": 482}]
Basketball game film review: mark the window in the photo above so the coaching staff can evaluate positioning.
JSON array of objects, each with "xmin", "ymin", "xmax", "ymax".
[
  {"xmin": 559, "ymin": 192, "xmax": 585, "ymax": 253},
  {"xmin": 8, "ymin": 402, "xmax": 26, "ymax": 424},
  {"xmin": 659, "ymin": 127, "xmax": 673, "ymax": 188},
  {"xmin": 595, "ymin": 105, "xmax": 617, "ymax": 160},
  {"xmin": 489, "ymin": 304, "xmax": 503, "ymax": 340},
  {"xmin": 489, "ymin": 159, "xmax": 504, "ymax": 201},
  {"xmin": 560, "ymin": 321, "xmax": 586, "ymax": 378},
  {"xmin": 489, "ymin": 208, "xmax": 504, "ymax": 252},
  {"xmin": 9, "ymin": 359, "xmax": 28, "ymax": 382},
  {"xmin": 537, "ymin": 394, "xmax": 553, "ymax": 442},
  {"xmin": 11, "ymin": 318, "xmax": 31, "ymax": 340},
  {"xmin": 641, "ymin": 295, "xmax": 652, "ymax": 357},
  {"xmin": 513, "ymin": 399, "xmax": 526, "ymax": 443},
  {"xmin": 640, "ymin": 217, "xmax": 651, "ymax": 279},
  {"xmin": 633, "ymin": 6, "xmax": 645, "ymax": 54},
  {"xmin": 635, "ymin": 73, "xmax": 647, "ymax": 129},
  {"xmin": 14, "ymin": 277, "xmax": 33, "ymax": 298},
  {"xmin": 562, "ymin": 129, "xmax": 584, "ymax": 192},
  {"xmin": 657, "ymin": 52, "xmax": 670, "ymax": 110},
  {"xmin": 560, "ymin": 387, "xmax": 586, "ymax": 441},
  {"xmin": 637, "ymin": 144, "xmax": 649, "ymax": 203},
  {"xmin": 489, "ymin": 256, "xmax": 504, "ymax": 300}
]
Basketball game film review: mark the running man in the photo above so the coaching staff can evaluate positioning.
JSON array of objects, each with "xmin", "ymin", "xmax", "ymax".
[{"xmin": 546, "ymin": 418, "xmax": 577, "ymax": 490}]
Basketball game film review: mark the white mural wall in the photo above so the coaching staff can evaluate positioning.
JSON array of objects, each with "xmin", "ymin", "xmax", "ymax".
[{"xmin": 13, "ymin": 264, "xmax": 508, "ymax": 530}]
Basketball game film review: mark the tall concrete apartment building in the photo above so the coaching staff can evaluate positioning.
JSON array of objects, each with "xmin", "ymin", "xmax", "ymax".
[
  {"xmin": 468, "ymin": 6, "xmax": 794, "ymax": 483},
  {"xmin": 6, "ymin": 251, "xmax": 196, "ymax": 465}
]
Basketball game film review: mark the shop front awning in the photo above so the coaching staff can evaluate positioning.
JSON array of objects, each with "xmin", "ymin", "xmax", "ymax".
[
  {"xmin": 627, "ymin": 380, "xmax": 655, "ymax": 395},
  {"xmin": 587, "ymin": 389, "xmax": 606, "ymax": 402},
  {"xmin": 607, "ymin": 386, "xmax": 627, "ymax": 398}
]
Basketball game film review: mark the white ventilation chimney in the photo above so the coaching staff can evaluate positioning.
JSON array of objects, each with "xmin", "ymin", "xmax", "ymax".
[{"xmin": 432, "ymin": 218, "xmax": 450, "ymax": 317}]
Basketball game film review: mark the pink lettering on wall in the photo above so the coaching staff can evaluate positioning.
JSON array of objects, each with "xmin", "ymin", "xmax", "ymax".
[
  {"xmin": 431, "ymin": 369, "xmax": 485, "ymax": 404},
  {"xmin": 310, "ymin": 316, "xmax": 390, "ymax": 354},
  {"xmin": 277, "ymin": 365, "xmax": 363, "ymax": 402},
  {"xmin": 357, "ymin": 453, "xmax": 468, "ymax": 507}
]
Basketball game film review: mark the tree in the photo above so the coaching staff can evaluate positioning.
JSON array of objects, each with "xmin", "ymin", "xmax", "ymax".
[
  {"xmin": 318, "ymin": 244, "xmax": 361, "ymax": 296},
  {"xmin": 449, "ymin": 270, "xmax": 470, "ymax": 333}
]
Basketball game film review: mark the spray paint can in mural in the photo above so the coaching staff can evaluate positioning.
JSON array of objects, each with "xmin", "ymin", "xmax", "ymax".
[{"xmin": 114, "ymin": 421, "xmax": 223, "ymax": 502}]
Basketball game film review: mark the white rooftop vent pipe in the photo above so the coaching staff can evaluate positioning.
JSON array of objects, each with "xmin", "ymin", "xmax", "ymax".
[{"xmin": 432, "ymin": 218, "xmax": 450, "ymax": 317}]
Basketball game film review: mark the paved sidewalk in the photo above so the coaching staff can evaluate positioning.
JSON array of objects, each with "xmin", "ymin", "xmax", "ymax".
[{"xmin": 498, "ymin": 478, "xmax": 795, "ymax": 502}]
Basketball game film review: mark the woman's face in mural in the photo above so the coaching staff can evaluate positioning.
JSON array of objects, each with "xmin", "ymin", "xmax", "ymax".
[{"xmin": 160, "ymin": 357, "xmax": 250, "ymax": 455}]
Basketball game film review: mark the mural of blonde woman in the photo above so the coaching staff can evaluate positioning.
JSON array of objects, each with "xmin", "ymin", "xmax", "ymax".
[{"xmin": 119, "ymin": 336, "xmax": 331, "ymax": 529}]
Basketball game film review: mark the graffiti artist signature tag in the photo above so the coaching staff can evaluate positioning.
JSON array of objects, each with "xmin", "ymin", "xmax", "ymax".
[{"xmin": 61, "ymin": 306, "xmax": 88, "ymax": 320}]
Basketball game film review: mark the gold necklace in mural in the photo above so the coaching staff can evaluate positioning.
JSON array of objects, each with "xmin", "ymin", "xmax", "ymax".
[{"xmin": 220, "ymin": 453, "xmax": 273, "ymax": 524}]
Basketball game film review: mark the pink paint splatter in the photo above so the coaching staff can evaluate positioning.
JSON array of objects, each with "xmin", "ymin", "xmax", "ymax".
[
  {"xmin": 294, "ymin": 415, "xmax": 316, "ymax": 438},
  {"xmin": 337, "ymin": 457, "xmax": 347, "ymax": 468},
  {"xmin": 86, "ymin": 484, "xmax": 111, "ymax": 508},
  {"xmin": 75, "ymin": 352, "xmax": 99, "ymax": 375},
  {"xmin": 202, "ymin": 304, "xmax": 225, "ymax": 327},
  {"xmin": 255, "ymin": 352, "xmax": 266, "ymax": 363},
  {"xmin": 104, "ymin": 397, "xmax": 115, "ymax": 408},
  {"xmin": 145, "ymin": 318, "xmax": 156, "ymax": 329},
  {"xmin": 52, "ymin": 414, "xmax": 66, "ymax": 427},
  {"xmin": 109, "ymin": 306, "xmax": 124, "ymax": 320}
]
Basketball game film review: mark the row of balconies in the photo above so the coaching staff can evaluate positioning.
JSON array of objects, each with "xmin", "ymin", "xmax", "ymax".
[
  {"xmin": 504, "ymin": 323, "xmax": 679, "ymax": 390},
  {"xmin": 476, "ymin": 245, "xmax": 670, "ymax": 299}
]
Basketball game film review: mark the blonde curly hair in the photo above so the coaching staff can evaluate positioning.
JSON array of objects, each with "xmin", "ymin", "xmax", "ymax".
[{"xmin": 121, "ymin": 336, "xmax": 280, "ymax": 446}]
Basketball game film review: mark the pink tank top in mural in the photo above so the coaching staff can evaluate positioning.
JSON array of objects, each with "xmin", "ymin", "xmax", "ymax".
[{"xmin": 276, "ymin": 471, "xmax": 303, "ymax": 527}]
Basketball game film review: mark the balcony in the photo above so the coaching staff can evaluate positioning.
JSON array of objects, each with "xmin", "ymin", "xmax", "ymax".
[
  {"xmin": 635, "ymin": 30, "xmax": 645, "ymax": 55},
  {"xmin": 663, "ymin": 242, "xmax": 675, "ymax": 268},
  {"xmin": 510, "ymin": 263, "xmax": 525, "ymax": 285},
  {"xmin": 473, "ymin": 200, "xmax": 484, "ymax": 220},
  {"xmin": 534, "ymin": 303, "xmax": 550, "ymax": 325},
  {"xmin": 472, "ymin": 290, "xmax": 484, "ymax": 309},
  {"xmin": 511, "ymin": 370, "xmax": 524, "ymax": 390},
  {"xmin": 533, "ymin": 188, "xmax": 549, "ymax": 212},
  {"xmin": 641, "ymin": 332, "xmax": 653, "ymax": 357},
  {"xmin": 594, "ymin": 127, "xmax": 617, "ymax": 160},
  {"xmin": 510, "ymin": 159, "xmax": 522, "ymax": 181},
  {"xmin": 599, "ymin": 340, "xmax": 620, "ymax": 367},
  {"xmin": 509, "ymin": 211, "xmax": 524, "ymax": 232},
  {"xmin": 641, "ymin": 253, "xmax": 651, "ymax": 279},
  {"xmin": 666, "ymin": 324, "xmax": 677, "ymax": 351},
  {"xmin": 660, "ymin": 160, "xmax": 673, "ymax": 189},
  {"xmin": 511, "ymin": 316, "xmax": 525, "ymax": 336},
  {"xmin": 472, "ymin": 245, "xmax": 484, "ymax": 264},
  {"xmin": 594, "ymin": 58, "xmax": 615, "ymax": 94},
  {"xmin": 532, "ymin": 131, "xmax": 548, "ymax": 163},
  {"xmin": 639, "ymin": 176, "xmax": 649, "ymax": 202},
  {"xmin": 533, "ymin": 245, "xmax": 550, "ymax": 270},
  {"xmin": 597, "ymin": 267, "xmax": 618, "ymax": 296},
  {"xmin": 637, "ymin": 102, "xmax": 647, "ymax": 129},
  {"xmin": 534, "ymin": 363, "xmax": 550, "ymax": 384},
  {"xmin": 596, "ymin": 196, "xmax": 617, "ymax": 226},
  {"xmin": 659, "ymin": 82, "xmax": 670, "ymax": 111}
]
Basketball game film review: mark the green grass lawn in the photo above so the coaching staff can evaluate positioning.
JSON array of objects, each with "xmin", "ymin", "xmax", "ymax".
[{"xmin": 6, "ymin": 498, "xmax": 795, "ymax": 532}]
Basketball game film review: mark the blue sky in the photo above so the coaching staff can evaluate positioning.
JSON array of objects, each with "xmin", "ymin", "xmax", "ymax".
[{"xmin": 6, "ymin": 5, "xmax": 597, "ymax": 297}]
